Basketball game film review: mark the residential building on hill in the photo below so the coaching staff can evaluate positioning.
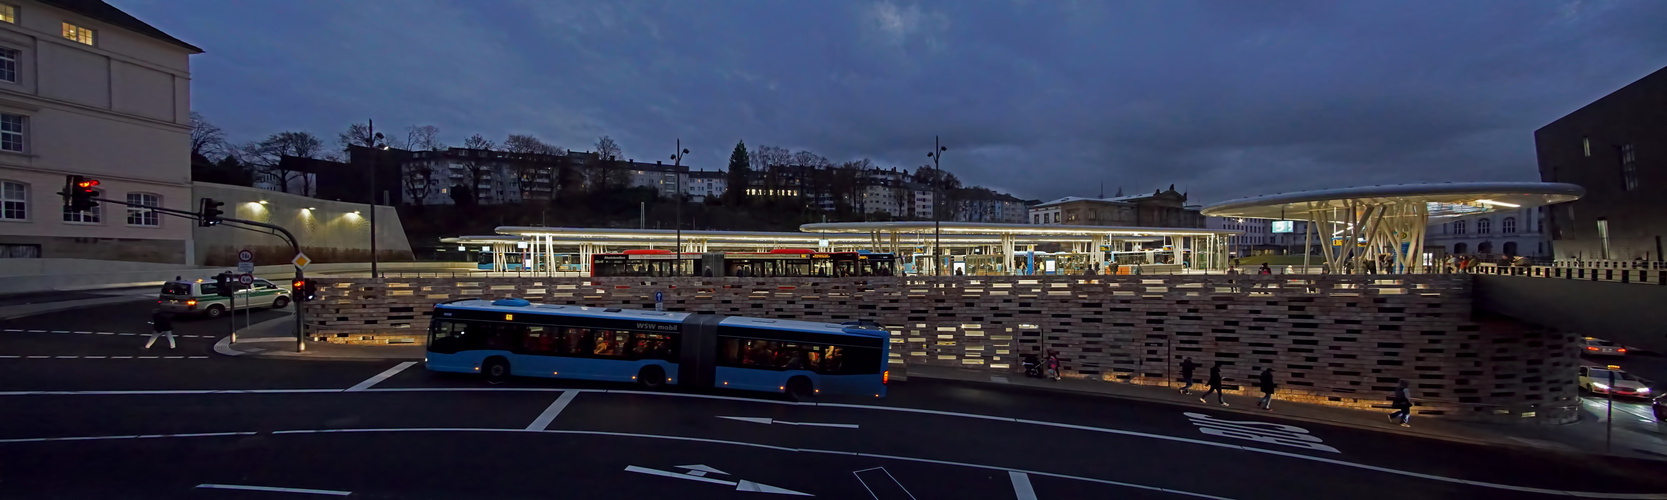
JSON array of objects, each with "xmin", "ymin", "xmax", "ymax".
[
  {"xmin": 0, "ymin": 0, "xmax": 202, "ymax": 263},
  {"xmin": 1027, "ymin": 186, "xmax": 1204, "ymax": 228}
]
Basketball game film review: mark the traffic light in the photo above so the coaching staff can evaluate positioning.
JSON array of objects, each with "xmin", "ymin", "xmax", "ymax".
[
  {"xmin": 214, "ymin": 273, "xmax": 236, "ymax": 297},
  {"xmin": 64, "ymin": 175, "xmax": 99, "ymax": 213},
  {"xmin": 199, "ymin": 198, "xmax": 225, "ymax": 227},
  {"xmin": 293, "ymin": 278, "xmax": 318, "ymax": 302}
]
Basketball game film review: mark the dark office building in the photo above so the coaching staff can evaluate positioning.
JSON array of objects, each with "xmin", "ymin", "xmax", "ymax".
[{"xmin": 1535, "ymin": 65, "xmax": 1667, "ymax": 261}]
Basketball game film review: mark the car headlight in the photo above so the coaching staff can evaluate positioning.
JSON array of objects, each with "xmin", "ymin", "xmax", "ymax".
[
  {"xmin": 1639, "ymin": 387, "xmax": 1651, "ymax": 394},
  {"xmin": 1593, "ymin": 382, "xmax": 1610, "ymax": 390}
]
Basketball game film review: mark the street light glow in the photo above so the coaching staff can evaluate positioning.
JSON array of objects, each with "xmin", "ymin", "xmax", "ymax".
[{"xmin": 1476, "ymin": 199, "xmax": 1520, "ymax": 208}]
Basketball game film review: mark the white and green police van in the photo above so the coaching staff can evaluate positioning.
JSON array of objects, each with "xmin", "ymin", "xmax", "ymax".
[{"xmin": 158, "ymin": 277, "xmax": 292, "ymax": 318}]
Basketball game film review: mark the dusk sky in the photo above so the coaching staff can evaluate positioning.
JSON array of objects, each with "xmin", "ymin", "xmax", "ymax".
[{"xmin": 123, "ymin": 0, "xmax": 1667, "ymax": 204}]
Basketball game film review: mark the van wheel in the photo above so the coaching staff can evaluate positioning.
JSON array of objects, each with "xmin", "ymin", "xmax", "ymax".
[
  {"xmin": 482, "ymin": 357, "xmax": 511, "ymax": 384},
  {"xmin": 638, "ymin": 365, "xmax": 666, "ymax": 389},
  {"xmin": 204, "ymin": 305, "xmax": 225, "ymax": 319},
  {"xmin": 785, "ymin": 377, "xmax": 814, "ymax": 401},
  {"xmin": 271, "ymin": 296, "xmax": 291, "ymax": 309}
]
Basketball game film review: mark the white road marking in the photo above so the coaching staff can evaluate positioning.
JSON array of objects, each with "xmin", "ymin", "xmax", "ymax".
[
  {"xmin": 525, "ymin": 391, "xmax": 579, "ymax": 431},
  {"xmin": 110, "ymin": 356, "xmax": 132, "ymax": 359},
  {"xmin": 1010, "ymin": 471, "xmax": 1037, "ymax": 500},
  {"xmin": 50, "ymin": 330, "xmax": 68, "ymax": 333},
  {"xmin": 95, "ymin": 332, "xmax": 113, "ymax": 335},
  {"xmin": 73, "ymin": 331, "xmax": 91, "ymax": 334},
  {"xmin": 0, "ymin": 355, "xmax": 16, "ymax": 359},
  {"xmin": 195, "ymin": 484, "xmax": 351, "ymax": 496},
  {"xmin": 54, "ymin": 356, "xmax": 77, "ymax": 359},
  {"xmin": 26, "ymin": 329, "xmax": 45, "ymax": 332},
  {"xmin": 678, "ymin": 464, "xmax": 728, "ymax": 475},
  {"xmin": 138, "ymin": 356, "xmax": 158, "ymax": 359},
  {"xmin": 188, "ymin": 356, "xmax": 208, "ymax": 359},
  {"xmin": 163, "ymin": 356, "xmax": 184, "ymax": 359},
  {"xmin": 853, "ymin": 467, "xmax": 916, "ymax": 500},
  {"xmin": 2, "ymin": 328, "xmax": 20, "ymax": 332},
  {"xmin": 82, "ymin": 356, "xmax": 106, "ymax": 359},
  {"xmin": 117, "ymin": 333, "xmax": 135, "ymax": 336},
  {"xmin": 717, "ymin": 416, "xmax": 859, "ymax": 428},
  {"xmin": 1186, "ymin": 412, "xmax": 1341, "ymax": 453},
  {"xmin": 0, "ymin": 431, "xmax": 255, "ymax": 444},
  {"xmin": 625, "ymin": 465, "xmax": 737, "ymax": 486},
  {"xmin": 345, "ymin": 361, "xmax": 418, "ymax": 392},
  {"xmin": 625, "ymin": 465, "xmax": 813, "ymax": 496}
]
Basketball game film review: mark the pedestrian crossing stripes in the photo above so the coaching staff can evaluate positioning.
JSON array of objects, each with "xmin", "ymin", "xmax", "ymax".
[
  {"xmin": 4, "ymin": 329, "xmax": 216, "ymax": 339},
  {"xmin": 0, "ymin": 355, "xmax": 210, "ymax": 360}
]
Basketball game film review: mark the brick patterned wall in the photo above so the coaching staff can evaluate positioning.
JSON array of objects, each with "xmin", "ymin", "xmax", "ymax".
[{"xmin": 304, "ymin": 275, "xmax": 1579, "ymax": 424}]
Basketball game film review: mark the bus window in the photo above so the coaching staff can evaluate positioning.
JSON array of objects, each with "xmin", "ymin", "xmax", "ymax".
[
  {"xmin": 632, "ymin": 332, "xmax": 677, "ymax": 361},
  {"xmin": 520, "ymin": 326, "xmax": 555, "ymax": 355},
  {"xmin": 430, "ymin": 320, "xmax": 488, "ymax": 354},
  {"xmin": 592, "ymin": 330, "xmax": 630, "ymax": 357},
  {"xmin": 484, "ymin": 324, "xmax": 516, "ymax": 351},
  {"xmin": 776, "ymin": 343, "xmax": 817, "ymax": 370},
  {"xmin": 563, "ymin": 328, "xmax": 590, "ymax": 355}
]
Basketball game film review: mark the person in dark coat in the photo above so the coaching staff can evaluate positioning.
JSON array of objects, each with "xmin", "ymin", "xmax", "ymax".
[
  {"xmin": 145, "ymin": 309, "xmax": 176, "ymax": 349},
  {"xmin": 1257, "ymin": 368, "xmax": 1277, "ymax": 410},
  {"xmin": 1199, "ymin": 361, "xmax": 1227, "ymax": 406},
  {"xmin": 1178, "ymin": 357, "xmax": 1200, "ymax": 395},
  {"xmin": 1388, "ymin": 380, "xmax": 1413, "ymax": 427}
]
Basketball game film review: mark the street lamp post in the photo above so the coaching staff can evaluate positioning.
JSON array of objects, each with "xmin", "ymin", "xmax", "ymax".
[
  {"xmin": 366, "ymin": 119, "xmax": 388, "ymax": 280},
  {"xmin": 927, "ymin": 136, "xmax": 947, "ymax": 276},
  {"xmin": 672, "ymin": 140, "xmax": 690, "ymax": 275}
]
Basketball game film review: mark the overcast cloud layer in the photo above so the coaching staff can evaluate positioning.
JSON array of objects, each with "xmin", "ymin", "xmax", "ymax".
[{"xmin": 125, "ymin": 0, "xmax": 1667, "ymax": 204}]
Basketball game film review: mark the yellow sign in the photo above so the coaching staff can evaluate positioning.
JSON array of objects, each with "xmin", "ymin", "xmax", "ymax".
[{"xmin": 291, "ymin": 252, "xmax": 311, "ymax": 269}]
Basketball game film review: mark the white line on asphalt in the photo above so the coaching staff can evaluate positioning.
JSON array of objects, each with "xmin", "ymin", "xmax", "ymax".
[
  {"xmin": 0, "ymin": 431, "xmax": 255, "ymax": 444},
  {"xmin": 0, "ymin": 355, "xmax": 15, "ymax": 358},
  {"xmin": 50, "ymin": 330, "xmax": 68, "ymax": 333},
  {"xmin": 344, "ymin": 361, "xmax": 418, "ymax": 392},
  {"xmin": 111, "ymin": 356, "xmax": 131, "ymax": 359},
  {"xmin": 1010, "ymin": 471, "xmax": 1037, "ymax": 500},
  {"xmin": 3, "ymin": 328, "xmax": 20, "ymax": 332},
  {"xmin": 526, "ymin": 391, "xmax": 579, "ymax": 431},
  {"xmin": 26, "ymin": 329, "xmax": 44, "ymax": 332},
  {"xmin": 195, "ymin": 484, "xmax": 351, "ymax": 496},
  {"xmin": 163, "ymin": 356, "xmax": 184, "ymax": 359},
  {"xmin": 73, "ymin": 331, "xmax": 91, "ymax": 334},
  {"xmin": 117, "ymin": 333, "xmax": 135, "ymax": 336},
  {"xmin": 188, "ymin": 356, "xmax": 208, "ymax": 359},
  {"xmin": 138, "ymin": 356, "xmax": 158, "ymax": 359},
  {"xmin": 25, "ymin": 356, "xmax": 48, "ymax": 359},
  {"xmin": 95, "ymin": 332, "xmax": 113, "ymax": 335},
  {"xmin": 82, "ymin": 356, "xmax": 105, "ymax": 359}
]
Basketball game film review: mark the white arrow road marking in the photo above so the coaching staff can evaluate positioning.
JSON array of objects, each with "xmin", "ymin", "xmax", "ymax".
[
  {"xmin": 195, "ymin": 484, "xmax": 351, "ymax": 496},
  {"xmin": 717, "ymin": 416, "xmax": 859, "ymax": 429},
  {"xmin": 626, "ymin": 465, "xmax": 814, "ymax": 496}
]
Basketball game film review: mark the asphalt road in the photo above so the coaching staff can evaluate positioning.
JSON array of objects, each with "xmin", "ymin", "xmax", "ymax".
[{"xmin": 3, "ymin": 302, "xmax": 1666, "ymax": 499}]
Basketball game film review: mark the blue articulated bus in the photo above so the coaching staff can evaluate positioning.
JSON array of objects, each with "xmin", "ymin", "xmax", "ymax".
[{"xmin": 425, "ymin": 298, "xmax": 890, "ymax": 398}]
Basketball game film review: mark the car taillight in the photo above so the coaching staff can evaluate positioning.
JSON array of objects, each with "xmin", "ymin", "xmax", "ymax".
[
  {"xmin": 883, "ymin": 370, "xmax": 889, "ymax": 385},
  {"xmin": 186, "ymin": 299, "xmax": 196, "ymax": 307},
  {"xmin": 1587, "ymin": 346, "xmax": 1599, "ymax": 351},
  {"xmin": 1618, "ymin": 348, "xmax": 1627, "ymax": 353}
]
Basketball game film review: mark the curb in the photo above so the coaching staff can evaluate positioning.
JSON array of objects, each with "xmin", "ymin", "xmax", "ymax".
[{"xmin": 905, "ymin": 370, "xmax": 1629, "ymax": 460}]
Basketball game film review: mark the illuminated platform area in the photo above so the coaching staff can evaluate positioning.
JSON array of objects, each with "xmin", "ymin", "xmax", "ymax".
[
  {"xmin": 1202, "ymin": 182, "xmax": 1584, "ymax": 274},
  {"xmin": 443, "ymin": 222, "xmax": 1240, "ymax": 275}
]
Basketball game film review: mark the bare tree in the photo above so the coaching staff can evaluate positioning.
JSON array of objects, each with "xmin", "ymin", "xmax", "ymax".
[
  {"xmin": 459, "ymin": 134, "xmax": 496, "ymax": 204},
  {"xmin": 403, "ymin": 162, "xmax": 438, "ymax": 207},
  {"xmin": 338, "ymin": 122, "xmax": 380, "ymax": 152},
  {"xmin": 594, "ymin": 136, "xmax": 629, "ymax": 190},
  {"xmin": 791, "ymin": 150, "xmax": 830, "ymax": 168},
  {"xmin": 403, "ymin": 125, "xmax": 443, "ymax": 151},
  {"xmin": 242, "ymin": 131, "xmax": 325, "ymax": 195},
  {"xmin": 503, "ymin": 134, "xmax": 553, "ymax": 202},
  {"xmin": 190, "ymin": 112, "xmax": 225, "ymax": 160}
]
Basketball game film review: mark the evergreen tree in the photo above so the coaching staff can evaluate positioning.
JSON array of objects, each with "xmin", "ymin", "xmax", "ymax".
[{"xmin": 724, "ymin": 140, "xmax": 752, "ymax": 206}]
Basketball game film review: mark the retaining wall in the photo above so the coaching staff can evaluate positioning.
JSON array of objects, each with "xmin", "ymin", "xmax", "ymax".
[{"xmin": 304, "ymin": 274, "xmax": 1580, "ymax": 424}]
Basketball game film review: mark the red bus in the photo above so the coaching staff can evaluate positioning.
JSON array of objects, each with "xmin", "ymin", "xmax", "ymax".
[{"xmin": 591, "ymin": 249, "xmax": 897, "ymax": 277}]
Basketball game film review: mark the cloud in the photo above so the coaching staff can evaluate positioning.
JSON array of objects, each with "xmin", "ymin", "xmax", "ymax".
[{"xmin": 123, "ymin": 0, "xmax": 1667, "ymax": 205}]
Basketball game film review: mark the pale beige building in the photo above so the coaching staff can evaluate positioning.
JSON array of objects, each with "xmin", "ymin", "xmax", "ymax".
[{"xmin": 0, "ymin": 0, "xmax": 199, "ymax": 263}]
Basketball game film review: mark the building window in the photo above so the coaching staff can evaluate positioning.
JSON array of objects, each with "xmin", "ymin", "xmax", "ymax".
[
  {"xmin": 0, "ymin": 47, "xmax": 17, "ymax": 83},
  {"xmin": 1596, "ymin": 218, "xmax": 1610, "ymax": 260},
  {"xmin": 1501, "ymin": 217, "xmax": 1516, "ymax": 234},
  {"xmin": 0, "ymin": 113, "xmax": 23, "ymax": 152},
  {"xmin": 1453, "ymin": 220, "xmax": 1466, "ymax": 235},
  {"xmin": 1453, "ymin": 243, "xmax": 1467, "ymax": 254},
  {"xmin": 0, "ymin": 4, "xmax": 14, "ymax": 24},
  {"xmin": 1, "ymin": 179, "xmax": 24, "ymax": 220},
  {"xmin": 1476, "ymin": 218, "xmax": 1490, "ymax": 234},
  {"xmin": 1503, "ymin": 241, "xmax": 1518, "ymax": 256},
  {"xmin": 1582, "ymin": 137, "xmax": 1590, "ymax": 157},
  {"xmin": 62, "ymin": 189, "xmax": 99, "ymax": 223},
  {"xmin": 125, "ymin": 193, "xmax": 159, "ymax": 226},
  {"xmin": 62, "ymin": 22, "xmax": 94, "ymax": 45},
  {"xmin": 1619, "ymin": 144, "xmax": 1637, "ymax": 191}
]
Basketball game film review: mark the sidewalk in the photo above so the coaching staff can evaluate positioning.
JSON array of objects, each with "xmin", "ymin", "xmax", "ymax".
[
  {"xmin": 215, "ymin": 315, "xmax": 423, "ymax": 361},
  {"xmin": 905, "ymin": 365, "xmax": 1667, "ymax": 461}
]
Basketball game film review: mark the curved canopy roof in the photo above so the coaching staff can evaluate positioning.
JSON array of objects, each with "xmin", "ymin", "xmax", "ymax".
[
  {"xmin": 799, "ymin": 221, "xmax": 1233, "ymax": 237},
  {"xmin": 1200, "ymin": 182, "xmax": 1584, "ymax": 219}
]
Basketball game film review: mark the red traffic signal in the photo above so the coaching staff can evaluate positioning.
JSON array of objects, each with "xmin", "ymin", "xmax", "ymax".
[{"xmin": 64, "ymin": 175, "xmax": 100, "ymax": 213}]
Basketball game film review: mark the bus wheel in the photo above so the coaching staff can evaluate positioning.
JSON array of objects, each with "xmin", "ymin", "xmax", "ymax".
[
  {"xmin": 785, "ymin": 377, "xmax": 814, "ymax": 401},
  {"xmin": 482, "ymin": 357, "xmax": 510, "ymax": 384},
  {"xmin": 637, "ymin": 365, "xmax": 666, "ymax": 389}
]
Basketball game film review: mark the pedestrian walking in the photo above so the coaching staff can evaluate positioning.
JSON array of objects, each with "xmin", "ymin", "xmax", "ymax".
[
  {"xmin": 1257, "ymin": 368, "xmax": 1277, "ymax": 410},
  {"xmin": 145, "ymin": 309, "xmax": 176, "ymax": 349},
  {"xmin": 1258, "ymin": 263, "xmax": 1272, "ymax": 275},
  {"xmin": 1388, "ymin": 380, "xmax": 1413, "ymax": 427},
  {"xmin": 1178, "ymin": 357, "xmax": 1200, "ymax": 395},
  {"xmin": 1199, "ymin": 361, "xmax": 1227, "ymax": 406},
  {"xmin": 1045, "ymin": 350, "xmax": 1062, "ymax": 381}
]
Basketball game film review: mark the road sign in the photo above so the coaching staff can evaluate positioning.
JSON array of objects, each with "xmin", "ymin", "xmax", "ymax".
[
  {"xmin": 236, "ymin": 261, "xmax": 254, "ymax": 273},
  {"xmin": 238, "ymin": 273, "xmax": 254, "ymax": 286},
  {"xmin": 237, "ymin": 249, "xmax": 254, "ymax": 262},
  {"xmin": 655, "ymin": 291, "xmax": 665, "ymax": 311},
  {"xmin": 291, "ymin": 252, "xmax": 311, "ymax": 269}
]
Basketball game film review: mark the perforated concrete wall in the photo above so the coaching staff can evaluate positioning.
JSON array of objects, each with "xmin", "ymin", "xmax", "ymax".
[{"xmin": 304, "ymin": 275, "xmax": 1579, "ymax": 423}]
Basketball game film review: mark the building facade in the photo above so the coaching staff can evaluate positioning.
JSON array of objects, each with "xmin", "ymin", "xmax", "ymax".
[
  {"xmin": 1028, "ymin": 186, "xmax": 1205, "ymax": 228},
  {"xmin": 1425, "ymin": 207, "xmax": 1551, "ymax": 259},
  {"xmin": 0, "ymin": 0, "xmax": 201, "ymax": 263},
  {"xmin": 951, "ymin": 192, "xmax": 1029, "ymax": 223},
  {"xmin": 685, "ymin": 169, "xmax": 725, "ymax": 202},
  {"xmin": 1206, "ymin": 216, "xmax": 1275, "ymax": 257},
  {"xmin": 1536, "ymin": 64, "xmax": 1667, "ymax": 262}
]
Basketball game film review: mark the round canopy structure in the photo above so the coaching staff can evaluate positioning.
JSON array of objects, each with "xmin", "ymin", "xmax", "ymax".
[{"xmin": 1201, "ymin": 182, "xmax": 1584, "ymax": 274}]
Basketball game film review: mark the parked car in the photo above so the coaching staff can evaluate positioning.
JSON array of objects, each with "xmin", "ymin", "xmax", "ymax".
[
  {"xmin": 1581, "ymin": 337, "xmax": 1627, "ymax": 357},
  {"xmin": 1578, "ymin": 365, "xmax": 1651, "ymax": 398},
  {"xmin": 158, "ymin": 277, "xmax": 292, "ymax": 318}
]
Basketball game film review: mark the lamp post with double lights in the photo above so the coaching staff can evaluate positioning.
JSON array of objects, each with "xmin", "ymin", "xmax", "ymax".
[
  {"xmin": 365, "ymin": 119, "xmax": 390, "ymax": 279},
  {"xmin": 927, "ymin": 136, "xmax": 947, "ymax": 276},
  {"xmin": 671, "ymin": 140, "xmax": 690, "ymax": 275}
]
